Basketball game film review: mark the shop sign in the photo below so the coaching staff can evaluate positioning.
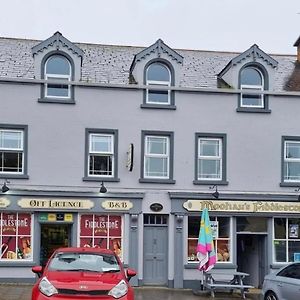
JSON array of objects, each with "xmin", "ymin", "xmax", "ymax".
[
  {"xmin": 210, "ymin": 221, "xmax": 219, "ymax": 239},
  {"xmin": 0, "ymin": 198, "xmax": 10, "ymax": 208},
  {"xmin": 183, "ymin": 199, "xmax": 300, "ymax": 214},
  {"xmin": 150, "ymin": 203, "xmax": 163, "ymax": 212},
  {"xmin": 101, "ymin": 200, "xmax": 133, "ymax": 210},
  {"xmin": 18, "ymin": 198, "xmax": 94, "ymax": 210},
  {"xmin": 39, "ymin": 213, "xmax": 74, "ymax": 222},
  {"xmin": 294, "ymin": 253, "xmax": 300, "ymax": 262}
]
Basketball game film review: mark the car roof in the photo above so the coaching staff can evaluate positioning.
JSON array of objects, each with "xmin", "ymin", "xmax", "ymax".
[{"xmin": 53, "ymin": 247, "xmax": 115, "ymax": 255}]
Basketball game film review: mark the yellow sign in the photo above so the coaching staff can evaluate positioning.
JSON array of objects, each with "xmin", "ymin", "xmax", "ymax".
[
  {"xmin": 18, "ymin": 198, "xmax": 94, "ymax": 210},
  {"xmin": 0, "ymin": 198, "xmax": 10, "ymax": 208},
  {"xmin": 64, "ymin": 214, "xmax": 73, "ymax": 222},
  {"xmin": 48, "ymin": 214, "xmax": 56, "ymax": 222},
  {"xmin": 102, "ymin": 200, "xmax": 133, "ymax": 210},
  {"xmin": 183, "ymin": 200, "xmax": 300, "ymax": 213}
]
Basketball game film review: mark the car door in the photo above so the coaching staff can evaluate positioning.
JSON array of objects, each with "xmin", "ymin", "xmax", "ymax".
[{"xmin": 277, "ymin": 264, "xmax": 300, "ymax": 300}]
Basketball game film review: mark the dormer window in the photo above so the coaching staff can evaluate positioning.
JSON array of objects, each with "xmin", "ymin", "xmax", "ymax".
[
  {"xmin": 44, "ymin": 55, "xmax": 71, "ymax": 99},
  {"xmin": 240, "ymin": 67, "xmax": 264, "ymax": 108},
  {"xmin": 146, "ymin": 62, "xmax": 171, "ymax": 105}
]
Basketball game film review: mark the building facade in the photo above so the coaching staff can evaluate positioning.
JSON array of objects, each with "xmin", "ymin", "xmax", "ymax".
[{"xmin": 1, "ymin": 32, "xmax": 300, "ymax": 288}]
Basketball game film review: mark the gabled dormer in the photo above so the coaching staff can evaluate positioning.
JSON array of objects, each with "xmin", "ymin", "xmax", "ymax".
[
  {"xmin": 218, "ymin": 44, "xmax": 278, "ymax": 113},
  {"xmin": 32, "ymin": 32, "xmax": 84, "ymax": 104},
  {"xmin": 130, "ymin": 39, "xmax": 183, "ymax": 110}
]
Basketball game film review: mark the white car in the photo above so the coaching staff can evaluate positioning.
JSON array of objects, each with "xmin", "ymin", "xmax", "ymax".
[{"xmin": 262, "ymin": 262, "xmax": 300, "ymax": 300}]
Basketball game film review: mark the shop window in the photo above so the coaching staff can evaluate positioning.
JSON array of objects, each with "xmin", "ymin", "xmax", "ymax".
[
  {"xmin": 44, "ymin": 55, "xmax": 72, "ymax": 99},
  {"xmin": 0, "ymin": 127, "xmax": 27, "ymax": 176},
  {"xmin": 187, "ymin": 216, "xmax": 232, "ymax": 263},
  {"xmin": 79, "ymin": 214, "xmax": 122, "ymax": 260},
  {"xmin": 273, "ymin": 218, "xmax": 300, "ymax": 263},
  {"xmin": 194, "ymin": 133, "xmax": 227, "ymax": 185},
  {"xmin": 140, "ymin": 131, "xmax": 175, "ymax": 184},
  {"xmin": 0, "ymin": 212, "xmax": 33, "ymax": 261},
  {"xmin": 84, "ymin": 129, "xmax": 119, "ymax": 182},
  {"xmin": 283, "ymin": 138, "xmax": 300, "ymax": 183}
]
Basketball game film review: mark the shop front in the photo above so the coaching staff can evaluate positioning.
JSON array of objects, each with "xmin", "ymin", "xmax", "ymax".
[
  {"xmin": 0, "ymin": 191, "xmax": 143, "ymax": 283},
  {"xmin": 170, "ymin": 192, "xmax": 300, "ymax": 289}
]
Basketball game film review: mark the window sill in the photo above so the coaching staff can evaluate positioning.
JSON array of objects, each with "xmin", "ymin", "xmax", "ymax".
[
  {"xmin": 193, "ymin": 180, "xmax": 228, "ymax": 185},
  {"xmin": 139, "ymin": 178, "xmax": 176, "ymax": 184},
  {"xmin": 236, "ymin": 107, "xmax": 271, "ymax": 113},
  {"xmin": 280, "ymin": 182, "xmax": 300, "ymax": 187},
  {"xmin": 140, "ymin": 104, "xmax": 176, "ymax": 110},
  {"xmin": 38, "ymin": 98, "xmax": 75, "ymax": 104},
  {"xmin": 0, "ymin": 174, "xmax": 29, "ymax": 179},
  {"xmin": 82, "ymin": 177, "xmax": 120, "ymax": 182}
]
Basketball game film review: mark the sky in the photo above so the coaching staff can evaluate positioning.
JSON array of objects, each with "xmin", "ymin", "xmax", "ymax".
[{"xmin": 1, "ymin": 0, "xmax": 300, "ymax": 55}]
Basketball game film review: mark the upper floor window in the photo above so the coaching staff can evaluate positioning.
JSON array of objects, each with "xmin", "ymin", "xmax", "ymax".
[
  {"xmin": 194, "ymin": 133, "xmax": 227, "ymax": 185},
  {"xmin": 283, "ymin": 139, "xmax": 300, "ymax": 182},
  {"xmin": 83, "ymin": 129, "xmax": 119, "ymax": 182},
  {"xmin": 140, "ymin": 131, "xmax": 175, "ymax": 184},
  {"xmin": 146, "ymin": 62, "xmax": 171, "ymax": 105},
  {"xmin": 240, "ymin": 67, "xmax": 264, "ymax": 108},
  {"xmin": 0, "ymin": 129, "xmax": 24, "ymax": 174},
  {"xmin": 44, "ymin": 55, "xmax": 71, "ymax": 99}
]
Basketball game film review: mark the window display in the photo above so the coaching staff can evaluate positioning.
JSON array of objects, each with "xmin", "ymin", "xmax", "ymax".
[
  {"xmin": 79, "ymin": 214, "xmax": 122, "ymax": 259},
  {"xmin": 0, "ymin": 212, "xmax": 33, "ymax": 260}
]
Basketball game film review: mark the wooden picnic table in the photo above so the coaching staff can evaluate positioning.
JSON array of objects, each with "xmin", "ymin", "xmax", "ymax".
[{"xmin": 203, "ymin": 271, "xmax": 254, "ymax": 299}]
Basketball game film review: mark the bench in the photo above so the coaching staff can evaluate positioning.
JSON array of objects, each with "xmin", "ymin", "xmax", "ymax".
[{"xmin": 205, "ymin": 282, "xmax": 254, "ymax": 299}]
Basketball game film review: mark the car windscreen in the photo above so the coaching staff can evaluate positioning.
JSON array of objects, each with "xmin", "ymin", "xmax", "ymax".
[{"xmin": 48, "ymin": 252, "xmax": 121, "ymax": 273}]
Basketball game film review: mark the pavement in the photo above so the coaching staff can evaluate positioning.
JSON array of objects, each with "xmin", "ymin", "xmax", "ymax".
[{"xmin": 0, "ymin": 283, "xmax": 262, "ymax": 300}]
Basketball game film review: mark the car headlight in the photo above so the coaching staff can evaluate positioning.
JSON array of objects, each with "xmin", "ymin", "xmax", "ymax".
[
  {"xmin": 108, "ymin": 280, "xmax": 128, "ymax": 299},
  {"xmin": 38, "ymin": 277, "xmax": 58, "ymax": 297}
]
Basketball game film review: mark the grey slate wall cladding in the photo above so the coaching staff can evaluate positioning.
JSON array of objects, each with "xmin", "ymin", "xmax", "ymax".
[{"xmin": 0, "ymin": 36, "xmax": 297, "ymax": 91}]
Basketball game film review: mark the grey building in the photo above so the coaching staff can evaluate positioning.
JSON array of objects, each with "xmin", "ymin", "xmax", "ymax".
[{"xmin": 0, "ymin": 31, "xmax": 300, "ymax": 288}]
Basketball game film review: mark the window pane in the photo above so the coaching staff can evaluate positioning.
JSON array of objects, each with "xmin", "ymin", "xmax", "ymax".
[
  {"xmin": 146, "ymin": 137, "xmax": 167, "ymax": 155},
  {"xmin": 286, "ymin": 142, "xmax": 300, "ymax": 159},
  {"xmin": 46, "ymin": 56, "xmax": 70, "ymax": 75},
  {"xmin": 187, "ymin": 239, "xmax": 198, "ymax": 262},
  {"xmin": 91, "ymin": 135, "xmax": 112, "ymax": 153},
  {"xmin": 0, "ymin": 131, "xmax": 22, "ymax": 149},
  {"xmin": 218, "ymin": 217, "xmax": 230, "ymax": 238},
  {"xmin": 284, "ymin": 162, "xmax": 300, "ymax": 181},
  {"xmin": 216, "ymin": 240, "xmax": 230, "ymax": 262},
  {"xmin": 274, "ymin": 240, "xmax": 286, "ymax": 262},
  {"xmin": 148, "ymin": 90, "xmax": 169, "ymax": 103},
  {"xmin": 89, "ymin": 155, "xmax": 112, "ymax": 176},
  {"xmin": 236, "ymin": 217, "xmax": 267, "ymax": 232},
  {"xmin": 188, "ymin": 216, "xmax": 200, "ymax": 238},
  {"xmin": 241, "ymin": 68, "xmax": 262, "ymax": 85},
  {"xmin": 198, "ymin": 159, "xmax": 220, "ymax": 179},
  {"xmin": 145, "ymin": 157, "xmax": 168, "ymax": 177},
  {"xmin": 200, "ymin": 140, "xmax": 220, "ymax": 156},
  {"xmin": 47, "ymin": 84, "xmax": 69, "ymax": 97},
  {"xmin": 241, "ymin": 94, "xmax": 263, "ymax": 107},
  {"xmin": 0, "ymin": 152, "xmax": 23, "ymax": 173},
  {"xmin": 147, "ymin": 63, "xmax": 170, "ymax": 81},
  {"xmin": 288, "ymin": 241, "xmax": 300, "ymax": 262},
  {"xmin": 274, "ymin": 218, "xmax": 286, "ymax": 239}
]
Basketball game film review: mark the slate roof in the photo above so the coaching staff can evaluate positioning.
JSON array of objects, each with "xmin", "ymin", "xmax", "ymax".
[{"xmin": 0, "ymin": 36, "xmax": 297, "ymax": 91}]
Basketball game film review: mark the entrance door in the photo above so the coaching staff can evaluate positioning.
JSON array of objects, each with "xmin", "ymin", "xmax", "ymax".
[
  {"xmin": 40, "ymin": 224, "xmax": 71, "ymax": 265},
  {"xmin": 237, "ymin": 234, "xmax": 267, "ymax": 288},
  {"xmin": 143, "ymin": 214, "xmax": 168, "ymax": 285}
]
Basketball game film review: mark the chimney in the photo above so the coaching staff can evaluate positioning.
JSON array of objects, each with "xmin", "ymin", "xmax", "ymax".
[{"xmin": 293, "ymin": 36, "xmax": 300, "ymax": 62}]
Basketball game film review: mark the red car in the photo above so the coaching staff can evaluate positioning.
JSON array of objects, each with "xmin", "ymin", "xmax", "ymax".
[{"xmin": 32, "ymin": 247, "xmax": 137, "ymax": 300}]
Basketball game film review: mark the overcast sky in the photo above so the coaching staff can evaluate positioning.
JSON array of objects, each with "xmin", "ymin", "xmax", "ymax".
[{"xmin": 1, "ymin": 0, "xmax": 300, "ymax": 55}]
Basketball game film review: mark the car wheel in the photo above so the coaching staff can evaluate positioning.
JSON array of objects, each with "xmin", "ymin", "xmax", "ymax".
[{"xmin": 265, "ymin": 291, "xmax": 278, "ymax": 300}]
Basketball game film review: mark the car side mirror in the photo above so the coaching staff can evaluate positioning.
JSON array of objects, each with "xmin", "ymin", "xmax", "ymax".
[
  {"xmin": 32, "ymin": 266, "xmax": 43, "ymax": 278},
  {"xmin": 126, "ymin": 268, "xmax": 137, "ymax": 281}
]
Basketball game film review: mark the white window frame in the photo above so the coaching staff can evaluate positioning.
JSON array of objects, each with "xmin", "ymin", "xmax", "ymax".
[
  {"xmin": 240, "ymin": 67, "xmax": 264, "ymax": 108},
  {"xmin": 284, "ymin": 140, "xmax": 300, "ymax": 182},
  {"xmin": 88, "ymin": 133, "xmax": 114, "ymax": 177},
  {"xmin": 144, "ymin": 135, "xmax": 170, "ymax": 179},
  {"xmin": 197, "ymin": 138, "xmax": 222, "ymax": 180},
  {"xmin": 146, "ymin": 63, "xmax": 171, "ymax": 105},
  {"xmin": 0, "ymin": 129, "xmax": 24, "ymax": 174},
  {"xmin": 44, "ymin": 56, "xmax": 71, "ymax": 99}
]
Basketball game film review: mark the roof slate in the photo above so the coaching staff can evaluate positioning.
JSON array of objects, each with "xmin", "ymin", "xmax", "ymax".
[{"xmin": 0, "ymin": 37, "xmax": 297, "ymax": 91}]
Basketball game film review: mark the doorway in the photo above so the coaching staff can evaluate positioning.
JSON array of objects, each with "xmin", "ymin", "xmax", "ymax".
[
  {"xmin": 40, "ymin": 224, "xmax": 71, "ymax": 265},
  {"xmin": 237, "ymin": 234, "xmax": 267, "ymax": 288}
]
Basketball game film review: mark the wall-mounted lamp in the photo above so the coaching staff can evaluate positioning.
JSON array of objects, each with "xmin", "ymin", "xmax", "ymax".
[
  {"xmin": 209, "ymin": 185, "xmax": 219, "ymax": 199},
  {"xmin": 295, "ymin": 187, "xmax": 300, "ymax": 201},
  {"xmin": 99, "ymin": 181, "xmax": 107, "ymax": 194},
  {"xmin": 1, "ymin": 180, "xmax": 10, "ymax": 193}
]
